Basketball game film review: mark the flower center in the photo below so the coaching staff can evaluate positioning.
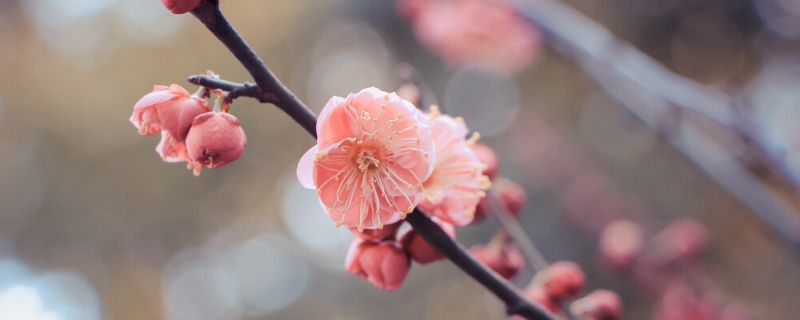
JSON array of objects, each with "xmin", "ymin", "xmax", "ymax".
[{"xmin": 355, "ymin": 148, "xmax": 381, "ymax": 172}]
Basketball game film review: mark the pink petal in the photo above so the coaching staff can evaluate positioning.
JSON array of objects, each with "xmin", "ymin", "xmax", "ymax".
[{"xmin": 296, "ymin": 145, "xmax": 318, "ymax": 189}]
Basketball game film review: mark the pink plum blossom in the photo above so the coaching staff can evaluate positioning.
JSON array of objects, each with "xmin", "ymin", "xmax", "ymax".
[
  {"xmin": 418, "ymin": 106, "xmax": 490, "ymax": 227},
  {"xmin": 130, "ymin": 85, "xmax": 209, "ymax": 139},
  {"xmin": 350, "ymin": 221, "xmax": 403, "ymax": 241},
  {"xmin": 599, "ymin": 219, "xmax": 644, "ymax": 269},
  {"xmin": 345, "ymin": 238, "xmax": 411, "ymax": 291},
  {"xmin": 410, "ymin": 0, "xmax": 541, "ymax": 73},
  {"xmin": 185, "ymin": 111, "xmax": 247, "ymax": 176},
  {"xmin": 297, "ymin": 87, "xmax": 435, "ymax": 231}
]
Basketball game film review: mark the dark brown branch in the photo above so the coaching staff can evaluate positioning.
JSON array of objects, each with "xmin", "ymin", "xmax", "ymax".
[
  {"xmin": 187, "ymin": 2, "xmax": 553, "ymax": 319},
  {"xmin": 187, "ymin": 75, "xmax": 264, "ymax": 102},
  {"xmin": 406, "ymin": 211, "xmax": 554, "ymax": 319},
  {"xmin": 191, "ymin": 0, "xmax": 316, "ymax": 137}
]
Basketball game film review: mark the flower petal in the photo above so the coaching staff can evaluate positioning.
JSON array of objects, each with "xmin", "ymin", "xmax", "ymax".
[{"xmin": 296, "ymin": 145, "xmax": 318, "ymax": 189}]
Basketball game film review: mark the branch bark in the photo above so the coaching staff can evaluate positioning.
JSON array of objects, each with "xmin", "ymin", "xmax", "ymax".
[{"xmin": 188, "ymin": 1, "xmax": 554, "ymax": 319}]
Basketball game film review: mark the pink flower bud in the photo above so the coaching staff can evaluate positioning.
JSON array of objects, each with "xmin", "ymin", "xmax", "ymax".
[
  {"xmin": 653, "ymin": 218, "xmax": 708, "ymax": 265},
  {"xmin": 522, "ymin": 286, "xmax": 562, "ymax": 316},
  {"xmin": 470, "ymin": 240, "xmax": 524, "ymax": 279},
  {"xmin": 345, "ymin": 239, "xmax": 411, "ymax": 291},
  {"xmin": 537, "ymin": 261, "xmax": 585, "ymax": 301},
  {"xmin": 400, "ymin": 218, "xmax": 455, "ymax": 264},
  {"xmin": 185, "ymin": 111, "xmax": 247, "ymax": 176},
  {"xmin": 599, "ymin": 219, "xmax": 644, "ymax": 270},
  {"xmin": 350, "ymin": 221, "xmax": 403, "ymax": 241},
  {"xmin": 161, "ymin": 0, "xmax": 202, "ymax": 14},
  {"xmin": 471, "ymin": 143, "xmax": 499, "ymax": 181},
  {"xmin": 574, "ymin": 289, "xmax": 623, "ymax": 320},
  {"xmin": 130, "ymin": 85, "xmax": 201, "ymax": 137},
  {"xmin": 475, "ymin": 178, "xmax": 527, "ymax": 222}
]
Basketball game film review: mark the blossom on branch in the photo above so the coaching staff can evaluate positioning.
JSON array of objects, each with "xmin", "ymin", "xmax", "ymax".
[
  {"xmin": 185, "ymin": 111, "xmax": 247, "ymax": 176},
  {"xmin": 419, "ymin": 106, "xmax": 490, "ymax": 227},
  {"xmin": 130, "ymin": 84, "xmax": 209, "ymax": 138},
  {"xmin": 346, "ymin": 238, "xmax": 411, "ymax": 291},
  {"xmin": 161, "ymin": 0, "xmax": 202, "ymax": 14},
  {"xmin": 297, "ymin": 88, "xmax": 435, "ymax": 231}
]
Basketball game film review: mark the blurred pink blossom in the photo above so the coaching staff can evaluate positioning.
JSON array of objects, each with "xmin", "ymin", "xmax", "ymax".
[
  {"xmin": 161, "ymin": 0, "xmax": 202, "ymax": 14},
  {"xmin": 470, "ymin": 237, "xmax": 524, "ymax": 279},
  {"xmin": 536, "ymin": 261, "xmax": 586, "ymax": 301},
  {"xmin": 574, "ymin": 289, "xmax": 623, "ymax": 320},
  {"xmin": 409, "ymin": 0, "xmax": 541, "ymax": 73}
]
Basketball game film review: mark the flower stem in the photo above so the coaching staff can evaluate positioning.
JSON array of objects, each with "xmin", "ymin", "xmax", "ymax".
[{"xmin": 187, "ymin": 1, "xmax": 554, "ymax": 319}]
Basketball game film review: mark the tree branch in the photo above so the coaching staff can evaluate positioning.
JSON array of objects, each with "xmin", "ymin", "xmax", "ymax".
[
  {"xmin": 191, "ymin": 0, "xmax": 317, "ymax": 136},
  {"xmin": 188, "ymin": 2, "xmax": 554, "ymax": 319},
  {"xmin": 508, "ymin": 0, "xmax": 800, "ymax": 254},
  {"xmin": 406, "ymin": 211, "xmax": 554, "ymax": 319}
]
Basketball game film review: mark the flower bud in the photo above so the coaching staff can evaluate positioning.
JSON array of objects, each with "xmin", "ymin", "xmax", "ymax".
[
  {"xmin": 161, "ymin": 0, "xmax": 202, "ymax": 14},
  {"xmin": 130, "ymin": 85, "xmax": 194, "ymax": 136},
  {"xmin": 400, "ymin": 218, "xmax": 455, "ymax": 264},
  {"xmin": 470, "ymin": 237, "xmax": 524, "ymax": 279},
  {"xmin": 350, "ymin": 221, "xmax": 403, "ymax": 241},
  {"xmin": 185, "ymin": 111, "xmax": 247, "ymax": 176},
  {"xmin": 536, "ymin": 261, "xmax": 585, "ymax": 301},
  {"xmin": 522, "ymin": 286, "xmax": 562, "ymax": 315},
  {"xmin": 652, "ymin": 218, "xmax": 708, "ymax": 265},
  {"xmin": 574, "ymin": 289, "xmax": 623, "ymax": 320},
  {"xmin": 475, "ymin": 178, "xmax": 527, "ymax": 222},
  {"xmin": 599, "ymin": 219, "xmax": 644, "ymax": 270},
  {"xmin": 345, "ymin": 239, "xmax": 411, "ymax": 291}
]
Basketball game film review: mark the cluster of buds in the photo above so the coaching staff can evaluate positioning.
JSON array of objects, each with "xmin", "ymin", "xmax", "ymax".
[
  {"xmin": 130, "ymin": 77, "xmax": 247, "ymax": 176},
  {"xmin": 518, "ymin": 262, "xmax": 622, "ymax": 320}
]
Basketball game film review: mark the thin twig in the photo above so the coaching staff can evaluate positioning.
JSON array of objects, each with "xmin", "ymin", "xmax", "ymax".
[
  {"xmin": 507, "ymin": 0, "xmax": 800, "ymax": 253},
  {"xmin": 187, "ymin": 1, "xmax": 554, "ymax": 319}
]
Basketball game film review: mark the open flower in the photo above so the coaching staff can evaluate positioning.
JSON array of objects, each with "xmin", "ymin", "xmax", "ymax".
[
  {"xmin": 185, "ymin": 111, "xmax": 247, "ymax": 176},
  {"xmin": 418, "ymin": 106, "xmax": 490, "ymax": 227},
  {"xmin": 130, "ymin": 85, "xmax": 209, "ymax": 138},
  {"xmin": 297, "ymin": 88, "xmax": 434, "ymax": 231},
  {"xmin": 346, "ymin": 238, "xmax": 411, "ymax": 291}
]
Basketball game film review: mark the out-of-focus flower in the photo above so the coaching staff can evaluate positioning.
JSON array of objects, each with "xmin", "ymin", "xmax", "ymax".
[
  {"xmin": 599, "ymin": 219, "xmax": 644, "ymax": 269},
  {"xmin": 475, "ymin": 177, "xmax": 527, "ymax": 222},
  {"xmin": 185, "ymin": 111, "xmax": 247, "ymax": 176},
  {"xmin": 535, "ymin": 261, "xmax": 586, "ymax": 301},
  {"xmin": 653, "ymin": 284, "xmax": 719, "ymax": 320},
  {"xmin": 395, "ymin": 0, "xmax": 428, "ymax": 21},
  {"xmin": 652, "ymin": 218, "xmax": 708, "ymax": 265},
  {"xmin": 296, "ymin": 88, "xmax": 434, "ymax": 231},
  {"xmin": 470, "ymin": 235, "xmax": 524, "ymax": 279},
  {"xmin": 409, "ymin": 0, "xmax": 541, "ymax": 73},
  {"xmin": 419, "ymin": 106, "xmax": 490, "ymax": 226},
  {"xmin": 156, "ymin": 131, "xmax": 190, "ymax": 163},
  {"xmin": 574, "ymin": 289, "xmax": 623, "ymax": 320},
  {"xmin": 131, "ymin": 85, "xmax": 208, "ymax": 137},
  {"xmin": 345, "ymin": 238, "xmax": 411, "ymax": 291},
  {"xmin": 471, "ymin": 142, "xmax": 499, "ymax": 181},
  {"xmin": 400, "ymin": 218, "xmax": 455, "ymax": 264},
  {"xmin": 161, "ymin": 0, "xmax": 202, "ymax": 14},
  {"xmin": 521, "ymin": 286, "xmax": 562, "ymax": 316},
  {"xmin": 350, "ymin": 221, "xmax": 403, "ymax": 241}
]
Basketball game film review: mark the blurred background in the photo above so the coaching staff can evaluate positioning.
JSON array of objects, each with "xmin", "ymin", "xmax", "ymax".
[{"xmin": 1, "ymin": 0, "xmax": 800, "ymax": 319}]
